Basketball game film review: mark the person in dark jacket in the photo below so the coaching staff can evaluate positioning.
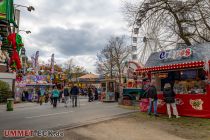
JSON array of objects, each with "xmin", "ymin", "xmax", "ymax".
[
  {"xmin": 63, "ymin": 87, "xmax": 70, "ymax": 107},
  {"xmin": 147, "ymin": 81, "xmax": 158, "ymax": 117},
  {"xmin": 163, "ymin": 83, "xmax": 180, "ymax": 118},
  {"xmin": 70, "ymin": 85, "xmax": 79, "ymax": 107},
  {"xmin": 88, "ymin": 87, "xmax": 93, "ymax": 102},
  {"xmin": 94, "ymin": 87, "xmax": 98, "ymax": 100}
]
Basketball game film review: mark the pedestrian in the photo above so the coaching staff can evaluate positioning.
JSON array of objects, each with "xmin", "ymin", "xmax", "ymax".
[
  {"xmin": 63, "ymin": 86, "xmax": 70, "ymax": 107},
  {"xmin": 39, "ymin": 87, "xmax": 45, "ymax": 105},
  {"xmin": 22, "ymin": 90, "xmax": 26, "ymax": 102},
  {"xmin": 115, "ymin": 92, "xmax": 120, "ymax": 102},
  {"xmin": 58, "ymin": 88, "xmax": 63, "ymax": 103},
  {"xmin": 94, "ymin": 87, "xmax": 98, "ymax": 100},
  {"xmin": 49, "ymin": 88, "xmax": 53, "ymax": 105},
  {"xmin": 37, "ymin": 88, "xmax": 41, "ymax": 103},
  {"xmin": 147, "ymin": 80, "xmax": 159, "ymax": 117},
  {"xmin": 52, "ymin": 86, "xmax": 60, "ymax": 108},
  {"xmin": 163, "ymin": 83, "xmax": 180, "ymax": 118},
  {"xmin": 80, "ymin": 88, "xmax": 85, "ymax": 96},
  {"xmin": 25, "ymin": 90, "xmax": 29, "ymax": 101},
  {"xmin": 70, "ymin": 84, "xmax": 79, "ymax": 107},
  {"xmin": 88, "ymin": 87, "xmax": 93, "ymax": 102},
  {"xmin": 45, "ymin": 89, "xmax": 49, "ymax": 103}
]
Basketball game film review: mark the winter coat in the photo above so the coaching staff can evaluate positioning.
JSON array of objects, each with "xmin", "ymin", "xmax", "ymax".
[
  {"xmin": 40, "ymin": 89, "xmax": 45, "ymax": 96},
  {"xmin": 70, "ymin": 86, "xmax": 79, "ymax": 95},
  {"xmin": 163, "ymin": 88, "xmax": 175, "ymax": 103},
  {"xmin": 64, "ymin": 88, "xmax": 69, "ymax": 96},
  {"xmin": 146, "ymin": 85, "xmax": 158, "ymax": 100},
  {"xmin": 88, "ymin": 88, "xmax": 92, "ymax": 97},
  {"xmin": 52, "ymin": 89, "xmax": 60, "ymax": 98}
]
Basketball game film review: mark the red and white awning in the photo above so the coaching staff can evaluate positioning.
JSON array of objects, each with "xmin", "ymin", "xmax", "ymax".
[{"xmin": 136, "ymin": 61, "xmax": 206, "ymax": 72}]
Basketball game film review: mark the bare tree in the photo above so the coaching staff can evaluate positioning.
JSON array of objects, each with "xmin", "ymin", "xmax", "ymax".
[
  {"xmin": 64, "ymin": 58, "xmax": 87, "ymax": 81},
  {"xmin": 96, "ymin": 36, "xmax": 131, "ymax": 83},
  {"xmin": 64, "ymin": 58, "xmax": 75, "ymax": 80},
  {"xmin": 96, "ymin": 44, "xmax": 116, "ymax": 79},
  {"xmin": 123, "ymin": 0, "xmax": 210, "ymax": 47}
]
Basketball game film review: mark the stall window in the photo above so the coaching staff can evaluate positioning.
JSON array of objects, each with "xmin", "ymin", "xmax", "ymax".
[
  {"xmin": 101, "ymin": 83, "xmax": 106, "ymax": 92},
  {"xmin": 153, "ymin": 68, "xmax": 207, "ymax": 94},
  {"xmin": 172, "ymin": 69, "xmax": 206, "ymax": 94},
  {"xmin": 108, "ymin": 82, "xmax": 114, "ymax": 92}
]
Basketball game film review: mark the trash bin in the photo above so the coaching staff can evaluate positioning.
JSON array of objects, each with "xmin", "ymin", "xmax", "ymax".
[{"xmin": 7, "ymin": 98, "xmax": 14, "ymax": 111}]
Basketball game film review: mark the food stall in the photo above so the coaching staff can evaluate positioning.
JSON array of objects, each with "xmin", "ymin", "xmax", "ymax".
[
  {"xmin": 121, "ymin": 61, "xmax": 146, "ymax": 106},
  {"xmin": 136, "ymin": 43, "xmax": 210, "ymax": 118}
]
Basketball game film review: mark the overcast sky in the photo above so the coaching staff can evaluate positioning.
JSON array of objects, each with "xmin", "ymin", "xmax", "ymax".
[{"xmin": 16, "ymin": 0, "xmax": 129, "ymax": 73}]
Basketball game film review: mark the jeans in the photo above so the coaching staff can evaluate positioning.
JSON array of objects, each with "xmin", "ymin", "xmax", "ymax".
[
  {"xmin": 71, "ymin": 95, "xmax": 77, "ymax": 107},
  {"xmin": 53, "ymin": 97, "xmax": 58, "ymax": 108},
  {"xmin": 148, "ymin": 98, "xmax": 158, "ymax": 115},
  {"xmin": 64, "ymin": 96, "xmax": 70, "ymax": 105}
]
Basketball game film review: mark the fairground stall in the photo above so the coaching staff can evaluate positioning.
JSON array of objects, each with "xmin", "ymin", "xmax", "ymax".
[
  {"xmin": 15, "ymin": 74, "xmax": 54, "ymax": 102},
  {"xmin": 100, "ymin": 79, "xmax": 117, "ymax": 102},
  {"xmin": 136, "ymin": 43, "xmax": 210, "ymax": 118},
  {"xmin": 121, "ymin": 61, "xmax": 145, "ymax": 106}
]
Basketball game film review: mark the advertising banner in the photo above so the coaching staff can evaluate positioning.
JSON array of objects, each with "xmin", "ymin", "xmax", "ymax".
[{"xmin": 0, "ymin": 0, "xmax": 7, "ymax": 19}]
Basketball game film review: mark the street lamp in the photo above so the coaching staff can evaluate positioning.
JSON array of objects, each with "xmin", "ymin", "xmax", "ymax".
[
  {"xmin": 21, "ymin": 47, "xmax": 27, "ymax": 75},
  {"xmin": 19, "ymin": 30, "xmax": 31, "ymax": 34},
  {"xmin": 21, "ymin": 47, "xmax": 26, "ymax": 56},
  {"xmin": 14, "ymin": 4, "xmax": 35, "ymax": 12}
]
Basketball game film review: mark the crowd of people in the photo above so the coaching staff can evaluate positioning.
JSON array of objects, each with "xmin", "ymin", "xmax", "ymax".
[
  {"xmin": 21, "ymin": 84, "xmax": 100, "ymax": 108},
  {"xmin": 21, "ymin": 81, "xmax": 179, "ymax": 118}
]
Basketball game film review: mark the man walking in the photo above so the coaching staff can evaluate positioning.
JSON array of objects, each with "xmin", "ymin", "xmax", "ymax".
[
  {"xmin": 39, "ymin": 87, "xmax": 45, "ymax": 105},
  {"xmin": 147, "ymin": 80, "xmax": 159, "ymax": 117},
  {"xmin": 63, "ymin": 86, "xmax": 70, "ymax": 107},
  {"xmin": 70, "ymin": 84, "xmax": 79, "ymax": 107},
  {"xmin": 88, "ymin": 87, "xmax": 93, "ymax": 102}
]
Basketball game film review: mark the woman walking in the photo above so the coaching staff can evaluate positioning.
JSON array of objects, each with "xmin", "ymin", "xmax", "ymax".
[
  {"xmin": 163, "ymin": 83, "xmax": 180, "ymax": 118},
  {"xmin": 52, "ymin": 86, "xmax": 60, "ymax": 108}
]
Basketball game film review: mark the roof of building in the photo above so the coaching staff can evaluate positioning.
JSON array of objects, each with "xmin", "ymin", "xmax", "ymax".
[
  {"xmin": 78, "ymin": 73, "xmax": 99, "ymax": 79},
  {"xmin": 145, "ymin": 43, "xmax": 210, "ymax": 67}
]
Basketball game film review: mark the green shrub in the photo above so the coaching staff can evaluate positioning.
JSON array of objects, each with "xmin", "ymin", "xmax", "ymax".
[{"xmin": 0, "ymin": 80, "xmax": 12, "ymax": 103}]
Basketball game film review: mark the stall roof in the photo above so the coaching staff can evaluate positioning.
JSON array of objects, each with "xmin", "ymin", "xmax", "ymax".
[
  {"xmin": 145, "ymin": 43, "xmax": 210, "ymax": 67},
  {"xmin": 79, "ymin": 73, "xmax": 99, "ymax": 79}
]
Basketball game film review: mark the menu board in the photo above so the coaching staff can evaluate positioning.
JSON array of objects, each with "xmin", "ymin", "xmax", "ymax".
[{"xmin": 181, "ymin": 70, "xmax": 197, "ymax": 80}]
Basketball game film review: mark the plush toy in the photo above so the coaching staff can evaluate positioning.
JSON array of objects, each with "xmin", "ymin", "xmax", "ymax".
[{"xmin": 7, "ymin": 33, "xmax": 24, "ymax": 70}]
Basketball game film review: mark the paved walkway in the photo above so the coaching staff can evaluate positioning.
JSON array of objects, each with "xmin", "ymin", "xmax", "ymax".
[
  {"xmin": 0, "ymin": 96, "xmax": 89, "ymax": 111},
  {"xmin": 0, "ymin": 102, "xmax": 40, "ymax": 110},
  {"xmin": 0, "ymin": 100, "xmax": 134, "ymax": 133}
]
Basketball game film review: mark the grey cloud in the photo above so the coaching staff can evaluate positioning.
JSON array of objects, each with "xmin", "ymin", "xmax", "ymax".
[
  {"xmin": 20, "ymin": 0, "xmax": 121, "ymax": 24},
  {"xmin": 31, "ymin": 24, "xmax": 112, "ymax": 56},
  {"xmin": 17, "ymin": 0, "xmax": 127, "ymax": 72}
]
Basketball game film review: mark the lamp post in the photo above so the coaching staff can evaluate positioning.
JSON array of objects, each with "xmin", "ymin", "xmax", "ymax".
[
  {"xmin": 19, "ymin": 30, "xmax": 31, "ymax": 34},
  {"xmin": 14, "ymin": 4, "xmax": 35, "ymax": 12},
  {"xmin": 13, "ymin": 4, "xmax": 35, "ymax": 33},
  {"xmin": 21, "ymin": 47, "xmax": 27, "ymax": 75}
]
